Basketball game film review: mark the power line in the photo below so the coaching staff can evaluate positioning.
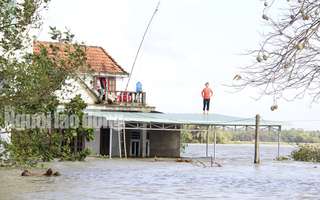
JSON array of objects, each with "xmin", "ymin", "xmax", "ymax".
[
  {"xmin": 287, "ymin": 119, "xmax": 320, "ymax": 122},
  {"xmin": 125, "ymin": 1, "xmax": 160, "ymax": 92}
]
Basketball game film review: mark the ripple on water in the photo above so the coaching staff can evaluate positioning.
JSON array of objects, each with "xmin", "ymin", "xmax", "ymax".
[{"xmin": 1, "ymin": 144, "xmax": 320, "ymax": 199}]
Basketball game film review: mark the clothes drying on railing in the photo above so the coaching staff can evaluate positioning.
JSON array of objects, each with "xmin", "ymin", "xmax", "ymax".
[
  {"xmin": 97, "ymin": 77, "xmax": 108, "ymax": 100},
  {"xmin": 107, "ymin": 93, "xmax": 117, "ymax": 104}
]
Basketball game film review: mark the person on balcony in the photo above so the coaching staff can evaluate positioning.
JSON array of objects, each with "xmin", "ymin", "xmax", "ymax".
[{"xmin": 201, "ymin": 82, "xmax": 213, "ymax": 115}]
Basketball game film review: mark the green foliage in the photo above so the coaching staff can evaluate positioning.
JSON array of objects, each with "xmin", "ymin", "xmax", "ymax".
[
  {"xmin": 60, "ymin": 94, "xmax": 95, "ymax": 143},
  {"xmin": 0, "ymin": 0, "xmax": 49, "ymax": 53},
  {"xmin": 0, "ymin": 1, "xmax": 90, "ymax": 130},
  {"xmin": 275, "ymin": 156, "xmax": 290, "ymax": 161},
  {"xmin": 0, "ymin": 95, "xmax": 94, "ymax": 168},
  {"xmin": 0, "ymin": 0, "xmax": 94, "ymax": 168},
  {"xmin": 0, "ymin": 135, "xmax": 41, "ymax": 168},
  {"xmin": 180, "ymin": 126, "xmax": 320, "ymax": 145},
  {"xmin": 99, "ymin": 154, "xmax": 109, "ymax": 159},
  {"xmin": 291, "ymin": 144, "xmax": 320, "ymax": 162},
  {"xmin": 180, "ymin": 131, "xmax": 190, "ymax": 153},
  {"xmin": 59, "ymin": 146, "xmax": 93, "ymax": 162}
]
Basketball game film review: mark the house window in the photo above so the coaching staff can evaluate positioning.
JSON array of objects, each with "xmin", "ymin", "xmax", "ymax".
[
  {"xmin": 131, "ymin": 132, "xmax": 140, "ymax": 139},
  {"xmin": 76, "ymin": 134, "xmax": 84, "ymax": 152},
  {"xmin": 94, "ymin": 76, "xmax": 116, "ymax": 91},
  {"xmin": 108, "ymin": 77, "xmax": 116, "ymax": 91},
  {"xmin": 60, "ymin": 130, "xmax": 85, "ymax": 153}
]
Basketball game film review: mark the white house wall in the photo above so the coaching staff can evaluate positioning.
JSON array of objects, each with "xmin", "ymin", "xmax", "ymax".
[
  {"xmin": 85, "ymin": 128, "xmax": 100, "ymax": 155},
  {"xmin": 56, "ymin": 75, "xmax": 95, "ymax": 104},
  {"xmin": 111, "ymin": 130, "xmax": 120, "ymax": 157},
  {"xmin": 116, "ymin": 77, "xmax": 125, "ymax": 91},
  {"xmin": 84, "ymin": 127, "xmax": 120, "ymax": 157}
]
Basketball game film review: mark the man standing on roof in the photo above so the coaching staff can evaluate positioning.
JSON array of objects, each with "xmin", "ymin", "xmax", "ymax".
[{"xmin": 201, "ymin": 82, "xmax": 213, "ymax": 115}]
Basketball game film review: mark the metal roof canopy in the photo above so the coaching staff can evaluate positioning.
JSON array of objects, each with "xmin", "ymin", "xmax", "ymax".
[
  {"xmin": 84, "ymin": 110, "xmax": 291, "ymax": 159},
  {"xmin": 84, "ymin": 110, "xmax": 291, "ymax": 132}
]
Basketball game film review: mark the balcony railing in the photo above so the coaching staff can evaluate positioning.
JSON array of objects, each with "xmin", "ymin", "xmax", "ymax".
[
  {"xmin": 76, "ymin": 78, "xmax": 148, "ymax": 108},
  {"xmin": 104, "ymin": 90, "xmax": 146, "ymax": 106}
]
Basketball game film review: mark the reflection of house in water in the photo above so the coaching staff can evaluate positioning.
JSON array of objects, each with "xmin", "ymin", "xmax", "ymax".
[{"xmin": 33, "ymin": 41, "xmax": 290, "ymax": 159}]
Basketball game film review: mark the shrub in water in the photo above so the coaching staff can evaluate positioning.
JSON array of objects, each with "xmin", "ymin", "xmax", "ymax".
[{"xmin": 291, "ymin": 144, "xmax": 320, "ymax": 162}]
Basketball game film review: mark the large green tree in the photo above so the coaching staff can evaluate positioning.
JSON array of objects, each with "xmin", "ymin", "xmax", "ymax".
[
  {"xmin": 0, "ymin": 0, "xmax": 93, "ymax": 167},
  {"xmin": 232, "ymin": 0, "xmax": 320, "ymax": 110},
  {"xmin": 0, "ymin": 0, "xmax": 89, "ymax": 130}
]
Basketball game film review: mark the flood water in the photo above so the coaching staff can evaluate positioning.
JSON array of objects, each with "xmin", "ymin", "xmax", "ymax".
[{"xmin": 1, "ymin": 144, "xmax": 319, "ymax": 199}]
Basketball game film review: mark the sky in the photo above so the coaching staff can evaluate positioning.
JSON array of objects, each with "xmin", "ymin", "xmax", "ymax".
[{"xmin": 34, "ymin": 0, "xmax": 320, "ymax": 130}]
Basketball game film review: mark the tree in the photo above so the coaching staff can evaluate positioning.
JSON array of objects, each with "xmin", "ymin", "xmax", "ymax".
[
  {"xmin": 59, "ymin": 95, "xmax": 94, "ymax": 161},
  {"xmin": 0, "ymin": 0, "xmax": 90, "ymax": 131},
  {"xmin": 0, "ymin": 0, "xmax": 47, "ymax": 54},
  {"xmin": 0, "ymin": 0, "xmax": 92, "ymax": 167},
  {"xmin": 231, "ymin": 0, "xmax": 320, "ymax": 110},
  {"xmin": 0, "ymin": 95, "xmax": 94, "ymax": 167}
]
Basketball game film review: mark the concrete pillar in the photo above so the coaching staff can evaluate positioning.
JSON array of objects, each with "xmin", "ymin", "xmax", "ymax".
[
  {"xmin": 109, "ymin": 127, "xmax": 112, "ymax": 159},
  {"xmin": 141, "ymin": 123, "xmax": 147, "ymax": 158},
  {"xmin": 142, "ymin": 92, "xmax": 146, "ymax": 106}
]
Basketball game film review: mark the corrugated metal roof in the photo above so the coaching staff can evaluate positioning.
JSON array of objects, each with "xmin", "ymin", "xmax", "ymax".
[{"xmin": 83, "ymin": 110, "xmax": 291, "ymax": 127}]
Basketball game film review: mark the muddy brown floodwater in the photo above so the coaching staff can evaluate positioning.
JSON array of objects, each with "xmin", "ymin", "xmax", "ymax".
[{"xmin": 1, "ymin": 144, "xmax": 319, "ymax": 199}]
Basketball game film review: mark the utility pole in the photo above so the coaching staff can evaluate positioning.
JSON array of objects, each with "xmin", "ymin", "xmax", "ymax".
[{"xmin": 125, "ymin": 2, "xmax": 160, "ymax": 92}]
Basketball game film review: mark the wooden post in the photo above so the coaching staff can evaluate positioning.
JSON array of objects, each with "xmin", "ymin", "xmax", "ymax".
[{"xmin": 254, "ymin": 114, "xmax": 260, "ymax": 164}]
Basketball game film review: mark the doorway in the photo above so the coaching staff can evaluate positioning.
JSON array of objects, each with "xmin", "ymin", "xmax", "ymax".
[
  {"xmin": 130, "ymin": 131, "xmax": 150, "ymax": 157},
  {"xmin": 100, "ymin": 128, "xmax": 110, "ymax": 156},
  {"xmin": 130, "ymin": 139, "xmax": 140, "ymax": 157}
]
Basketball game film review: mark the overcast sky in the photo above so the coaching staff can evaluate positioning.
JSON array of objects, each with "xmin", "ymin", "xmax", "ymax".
[{"xmin": 35, "ymin": 0, "xmax": 320, "ymax": 130}]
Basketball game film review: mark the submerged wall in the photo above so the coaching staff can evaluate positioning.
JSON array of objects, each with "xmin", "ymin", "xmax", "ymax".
[
  {"xmin": 85, "ymin": 126, "xmax": 181, "ymax": 158},
  {"xmin": 111, "ymin": 130, "xmax": 120, "ymax": 157},
  {"xmin": 150, "ymin": 130, "xmax": 180, "ymax": 158}
]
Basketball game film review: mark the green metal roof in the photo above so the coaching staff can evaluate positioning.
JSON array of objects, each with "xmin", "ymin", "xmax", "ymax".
[{"xmin": 83, "ymin": 110, "xmax": 291, "ymax": 127}]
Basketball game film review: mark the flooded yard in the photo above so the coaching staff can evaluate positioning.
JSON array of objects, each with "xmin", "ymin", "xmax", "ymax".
[{"xmin": 1, "ymin": 144, "xmax": 319, "ymax": 199}]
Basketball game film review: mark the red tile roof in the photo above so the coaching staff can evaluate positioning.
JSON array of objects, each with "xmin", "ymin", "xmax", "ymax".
[{"xmin": 33, "ymin": 41, "xmax": 128, "ymax": 75}]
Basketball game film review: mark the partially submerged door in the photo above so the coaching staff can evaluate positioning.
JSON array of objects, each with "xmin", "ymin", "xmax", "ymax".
[
  {"xmin": 100, "ymin": 128, "xmax": 110, "ymax": 156},
  {"xmin": 130, "ymin": 132, "xmax": 140, "ymax": 157},
  {"xmin": 129, "ymin": 131, "xmax": 150, "ymax": 157},
  {"xmin": 130, "ymin": 140, "xmax": 140, "ymax": 157}
]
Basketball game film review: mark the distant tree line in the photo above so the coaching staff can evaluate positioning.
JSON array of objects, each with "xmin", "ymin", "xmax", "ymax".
[{"xmin": 180, "ymin": 126, "xmax": 320, "ymax": 144}]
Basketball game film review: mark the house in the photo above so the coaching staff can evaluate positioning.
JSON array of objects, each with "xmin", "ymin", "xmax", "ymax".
[
  {"xmin": 33, "ymin": 41, "xmax": 155, "ymax": 112},
  {"xmin": 32, "ymin": 42, "xmax": 290, "ymax": 159},
  {"xmin": 33, "ymin": 41, "xmax": 181, "ymax": 158}
]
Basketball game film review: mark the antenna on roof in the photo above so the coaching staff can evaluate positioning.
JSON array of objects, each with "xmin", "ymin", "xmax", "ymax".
[{"xmin": 125, "ymin": 1, "xmax": 160, "ymax": 92}]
